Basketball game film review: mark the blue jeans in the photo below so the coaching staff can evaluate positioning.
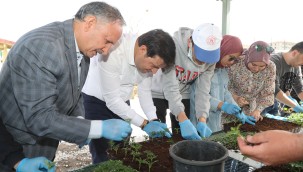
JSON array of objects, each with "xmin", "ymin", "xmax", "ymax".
[{"xmin": 261, "ymin": 100, "xmax": 279, "ymax": 116}]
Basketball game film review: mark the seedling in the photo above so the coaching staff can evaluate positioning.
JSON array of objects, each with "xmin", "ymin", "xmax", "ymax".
[
  {"xmin": 143, "ymin": 150, "xmax": 158, "ymax": 172},
  {"xmin": 93, "ymin": 160, "xmax": 138, "ymax": 172},
  {"xmin": 230, "ymin": 125, "xmax": 259, "ymax": 146},
  {"xmin": 167, "ymin": 137, "xmax": 175, "ymax": 145},
  {"xmin": 122, "ymin": 147, "xmax": 131, "ymax": 157},
  {"xmin": 287, "ymin": 113, "xmax": 303, "ymax": 126},
  {"xmin": 159, "ymin": 131, "xmax": 166, "ymax": 141},
  {"xmin": 206, "ymin": 124, "xmax": 254, "ymax": 150},
  {"xmin": 289, "ymin": 161, "xmax": 303, "ymax": 170},
  {"xmin": 130, "ymin": 143, "xmax": 142, "ymax": 161},
  {"xmin": 228, "ymin": 124, "xmax": 242, "ymax": 137},
  {"xmin": 131, "ymin": 151, "xmax": 141, "ymax": 162},
  {"xmin": 108, "ymin": 140, "xmax": 115, "ymax": 151},
  {"xmin": 112, "ymin": 144, "xmax": 120, "ymax": 154},
  {"xmin": 135, "ymin": 157, "xmax": 145, "ymax": 170},
  {"xmin": 150, "ymin": 131, "xmax": 157, "ymax": 141},
  {"xmin": 123, "ymin": 139, "xmax": 130, "ymax": 148},
  {"xmin": 174, "ymin": 128, "xmax": 180, "ymax": 134},
  {"xmin": 44, "ymin": 160, "xmax": 55, "ymax": 169},
  {"xmin": 121, "ymin": 119, "xmax": 132, "ymax": 147},
  {"xmin": 130, "ymin": 143, "xmax": 142, "ymax": 152}
]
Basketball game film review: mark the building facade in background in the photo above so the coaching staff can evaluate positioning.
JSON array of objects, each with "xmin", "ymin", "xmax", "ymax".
[
  {"xmin": 270, "ymin": 41, "xmax": 295, "ymax": 52},
  {"xmin": 0, "ymin": 38, "xmax": 14, "ymax": 63}
]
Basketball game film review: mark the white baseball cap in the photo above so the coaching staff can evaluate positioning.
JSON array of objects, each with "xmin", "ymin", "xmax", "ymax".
[{"xmin": 192, "ymin": 23, "xmax": 222, "ymax": 64}]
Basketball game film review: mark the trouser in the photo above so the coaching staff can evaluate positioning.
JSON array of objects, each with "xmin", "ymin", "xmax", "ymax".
[
  {"xmin": 261, "ymin": 99, "xmax": 280, "ymax": 116},
  {"xmin": 82, "ymin": 93, "xmax": 127, "ymax": 164},
  {"xmin": 152, "ymin": 98, "xmax": 190, "ymax": 130}
]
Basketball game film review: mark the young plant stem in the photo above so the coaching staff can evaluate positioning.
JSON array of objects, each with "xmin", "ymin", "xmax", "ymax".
[
  {"xmin": 143, "ymin": 150, "xmax": 158, "ymax": 172},
  {"xmin": 108, "ymin": 140, "xmax": 115, "ymax": 151}
]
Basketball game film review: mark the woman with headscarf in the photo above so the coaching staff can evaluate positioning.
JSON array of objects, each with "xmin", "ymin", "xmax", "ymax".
[
  {"xmin": 228, "ymin": 41, "xmax": 276, "ymax": 122},
  {"xmin": 190, "ymin": 35, "xmax": 256, "ymax": 132},
  {"xmin": 207, "ymin": 35, "xmax": 256, "ymax": 132}
]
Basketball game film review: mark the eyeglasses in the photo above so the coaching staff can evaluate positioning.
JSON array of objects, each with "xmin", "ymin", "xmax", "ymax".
[
  {"xmin": 228, "ymin": 55, "xmax": 238, "ymax": 62},
  {"xmin": 254, "ymin": 44, "xmax": 274, "ymax": 54}
]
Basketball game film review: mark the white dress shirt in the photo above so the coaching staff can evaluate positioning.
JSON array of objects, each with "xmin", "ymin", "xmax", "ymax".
[
  {"xmin": 82, "ymin": 33, "xmax": 157, "ymax": 127},
  {"xmin": 75, "ymin": 39, "xmax": 101, "ymax": 139}
]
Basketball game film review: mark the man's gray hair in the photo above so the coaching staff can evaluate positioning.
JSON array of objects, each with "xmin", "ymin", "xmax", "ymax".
[{"xmin": 75, "ymin": 1, "xmax": 125, "ymax": 25}]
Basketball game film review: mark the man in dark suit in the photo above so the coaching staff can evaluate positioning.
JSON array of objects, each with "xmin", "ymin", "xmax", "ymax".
[
  {"xmin": 0, "ymin": 118, "xmax": 55, "ymax": 172},
  {"xmin": 0, "ymin": 1, "xmax": 132, "ymax": 161}
]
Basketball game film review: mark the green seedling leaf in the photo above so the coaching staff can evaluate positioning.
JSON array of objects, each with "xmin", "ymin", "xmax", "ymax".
[{"xmin": 44, "ymin": 160, "xmax": 55, "ymax": 169}]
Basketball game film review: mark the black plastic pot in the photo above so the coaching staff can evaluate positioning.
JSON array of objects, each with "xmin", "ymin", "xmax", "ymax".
[{"xmin": 169, "ymin": 140, "xmax": 228, "ymax": 172}]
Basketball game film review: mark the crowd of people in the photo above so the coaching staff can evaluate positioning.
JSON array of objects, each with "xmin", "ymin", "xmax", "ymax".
[{"xmin": 1, "ymin": 1, "xmax": 303, "ymax": 171}]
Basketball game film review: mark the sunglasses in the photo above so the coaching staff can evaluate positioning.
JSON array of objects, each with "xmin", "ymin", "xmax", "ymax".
[{"xmin": 254, "ymin": 44, "xmax": 274, "ymax": 54}]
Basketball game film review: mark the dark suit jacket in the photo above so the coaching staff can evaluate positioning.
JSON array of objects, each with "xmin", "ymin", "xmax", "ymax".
[
  {"xmin": 0, "ymin": 19, "xmax": 91, "ymax": 159},
  {"xmin": 0, "ymin": 118, "xmax": 24, "ymax": 172}
]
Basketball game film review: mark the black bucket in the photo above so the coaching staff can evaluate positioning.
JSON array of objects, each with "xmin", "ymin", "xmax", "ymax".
[{"xmin": 169, "ymin": 140, "xmax": 228, "ymax": 172}]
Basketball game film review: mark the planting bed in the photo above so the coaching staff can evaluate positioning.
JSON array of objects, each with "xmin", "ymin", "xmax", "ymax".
[
  {"xmin": 75, "ymin": 117, "xmax": 302, "ymax": 172},
  {"xmin": 108, "ymin": 131, "xmax": 183, "ymax": 172},
  {"xmin": 223, "ymin": 117, "xmax": 301, "ymax": 133},
  {"xmin": 222, "ymin": 117, "xmax": 302, "ymax": 172}
]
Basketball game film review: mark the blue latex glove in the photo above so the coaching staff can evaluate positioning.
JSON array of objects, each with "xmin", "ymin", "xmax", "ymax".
[
  {"xmin": 196, "ymin": 122, "xmax": 212, "ymax": 138},
  {"xmin": 221, "ymin": 102, "xmax": 241, "ymax": 114},
  {"xmin": 16, "ymin": 157, "xmax": 55, "ymax": 172},
  {"xmin": 101, "ymin": 119, "xmax": 132, "ymax": 141},
  {"xmin": 143, "ymin": 121, "xmax": 172, "ymax": 138},
  {"xmin": 264, "ymin": 113, "xmax": 287, "ymax": 121},
  {"xmin": 293, "ymin": 105, "xmax": 303, "ymax": 113},
  {"xmin": 234, "ymin": 112, "xmax": 256, "ymax": 125},
  {"xmin": 288, "ymin": 96, "xmax": 299, "ymax": 105},
  {"xmin": 179, "ymin": 119, "xmax": 201, "ymax": 140}
]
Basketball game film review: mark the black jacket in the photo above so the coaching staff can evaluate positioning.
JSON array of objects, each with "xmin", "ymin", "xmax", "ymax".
[{"xmin": 0, "ymin": 118, "xmax": 24, "ymax": 172}]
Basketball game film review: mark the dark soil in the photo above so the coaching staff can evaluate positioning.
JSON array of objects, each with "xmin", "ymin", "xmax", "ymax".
[
  {"xmin": 223, "ymin": 117, "xmax": 302, "ymax": 172},
  {"xmin": 108, "ymin": 131, "xmax": 183, "ymax": 172},
  {"xmin": 223, "ymin": 117, "xmax": 301, "ymax": 133},
  {"xmin": 102, "ymin": 117, "xmax": 302, "ymax": 172},
  {"xmin": 253, "ymin": 165, "xmax": 299, "ymax": 172}
]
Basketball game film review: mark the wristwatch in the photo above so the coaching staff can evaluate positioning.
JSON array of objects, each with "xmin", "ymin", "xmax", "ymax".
[
  {"xmin": 151, "ymin": 119, "xmax": 161, "ymax": 122},
  {"xmin": 140, "ymin": 119, "xmax": 161, "ymax": 129},
  {"xmin": 140, "ymin": 120, "xmax": 149, "ymax": 129}
]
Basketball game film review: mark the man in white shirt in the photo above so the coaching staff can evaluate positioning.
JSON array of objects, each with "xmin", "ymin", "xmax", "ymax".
[{"xmin": 82, "ymin": 29, "xmax": 178, "ymax": 163}]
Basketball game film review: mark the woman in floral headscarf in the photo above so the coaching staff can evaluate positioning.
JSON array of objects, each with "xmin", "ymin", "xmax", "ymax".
[{"xmin": 228, "ymin": 41, "xmax": 276, "ymax": 121}]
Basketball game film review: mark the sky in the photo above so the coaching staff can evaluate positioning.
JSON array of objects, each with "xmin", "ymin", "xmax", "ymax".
[{"xmin": 0, "ymin": 0, "xmax": 302, "ymax": 46}]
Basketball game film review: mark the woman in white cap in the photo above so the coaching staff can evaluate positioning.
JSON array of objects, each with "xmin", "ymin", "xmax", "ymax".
[{"xmin": 228, "ymin": 41, "xmax": 276, "ymax": 121}]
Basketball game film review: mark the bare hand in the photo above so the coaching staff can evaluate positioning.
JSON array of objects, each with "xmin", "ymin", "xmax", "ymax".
[
  {"xmin": 250, "ymin": 110, "xmax": 263, "ymax": 122},
  {"xmin": 237, "ymin": 130, "xmax": 303, "ymax": 166}
]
